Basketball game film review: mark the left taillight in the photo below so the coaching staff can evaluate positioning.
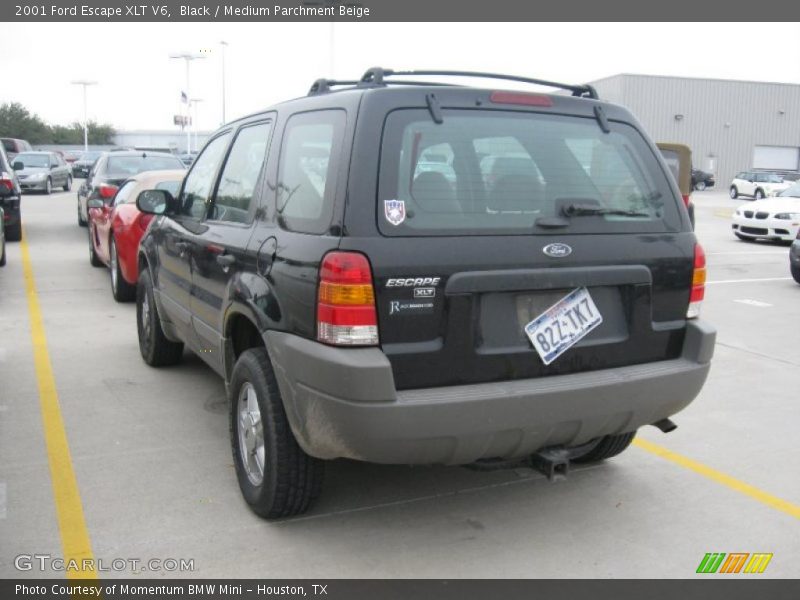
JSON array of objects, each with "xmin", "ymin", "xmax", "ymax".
[
  {"xmin": 0, "ymin": 171, "xmax": 14, "ymax": 193},
  {"xmin": 98, "ymin": 184, "xmax": 118, "ymax": 199},
  {"xmin": 316, "ymin": 251, "xmax": 378, "ymax": 346},
  {"xmin": 687, "ymin": 243, "xmax": 706, "ymax": 319}
]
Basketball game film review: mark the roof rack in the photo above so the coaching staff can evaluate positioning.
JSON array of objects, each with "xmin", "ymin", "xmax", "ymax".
[{"xmin": 307, "ymin": 68, "xmax": 598, "ymax": 99}]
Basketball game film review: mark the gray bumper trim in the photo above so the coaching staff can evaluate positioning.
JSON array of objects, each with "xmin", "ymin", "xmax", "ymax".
[{"xmin": 265, "ymin": 320, "xmax": 715, "ymax": 465}]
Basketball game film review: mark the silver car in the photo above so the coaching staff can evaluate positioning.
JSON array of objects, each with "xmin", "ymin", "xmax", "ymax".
[{"xmin": 12, "ymin": 151, "xmax": 72, "ymax": 194}]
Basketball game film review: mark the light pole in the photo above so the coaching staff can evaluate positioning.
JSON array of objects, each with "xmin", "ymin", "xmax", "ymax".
[
  {"xmin": 71, "ymin": 80, "xmax": 97, "ymax": 152},
  {"xmin": 190, "ymin": 98, "xmax": 204, "ymax": 152},
  {"xmin": 169, "ymin": 52, "xmax": 205, "ymax": 152},
  {"xmin": 220, "ymin": 40, "xmax": 228, "ymax": 125}
]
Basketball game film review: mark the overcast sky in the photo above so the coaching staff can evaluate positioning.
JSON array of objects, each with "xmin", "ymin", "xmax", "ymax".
[{"xmin": 2, "ymin": 22, "xmax": 799, "ymax": 132}]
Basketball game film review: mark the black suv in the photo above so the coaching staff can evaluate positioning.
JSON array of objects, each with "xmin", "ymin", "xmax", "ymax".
[
  {"xmin": 135, "ymin": 69, "xmax": 716, "ymax": 518},
  {"xmin": 0, "ymin": 143, "xmax": 22, "ymax": 241}
]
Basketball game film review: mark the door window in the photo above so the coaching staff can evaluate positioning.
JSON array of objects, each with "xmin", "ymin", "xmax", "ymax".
[
  {"xmin": 113, "ymin": 181, "xmax": 137, "ymax": 206},
  {"xmin": 179, "ymin": 133, "xmax": 231, "ymax": 220}
]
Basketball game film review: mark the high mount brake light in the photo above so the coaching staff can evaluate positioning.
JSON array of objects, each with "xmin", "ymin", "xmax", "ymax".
[
  {"xmin": 490, "ymin": 91, "xmax": 553, "ymax": 107},
  {"xmin": 317, "ymin": 252, "xmax": 378, "ymax": 346},
  {"xmin": 687, "ymin": 243, "xmax": 706, "ymax": 319}
]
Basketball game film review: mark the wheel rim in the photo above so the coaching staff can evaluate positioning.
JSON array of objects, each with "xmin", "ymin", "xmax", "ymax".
[
  {"xmin": 110, "ymin": 241, "xmax": 118, "ymax": 292},
  {"xmin": 237, "ymin": 382, "xmax": 265, "ymax": 487},
  {"xmin": 140, "ymin": 289, "xmax": 151, "ymax": 339}
]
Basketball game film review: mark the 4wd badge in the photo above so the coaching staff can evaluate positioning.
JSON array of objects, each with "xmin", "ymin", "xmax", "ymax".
[{"xmin": 384, "ymin": 199, "xmax": 406, "ymax": 226}]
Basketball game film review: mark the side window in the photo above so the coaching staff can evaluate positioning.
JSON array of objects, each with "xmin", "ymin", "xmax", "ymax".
[
  {"xmin": 112, "ymin": 181, "xmax": 137, "ymax": 206},
  {"xmin": 211, "ymin": 122, "xmax": 271, "ymax": 224},
  {"xmin": 276, "ymin": 110, "xmax": 346, "ymax": 234},
  {"xmin": 179, "ymin": 132, "xmax": 231, "ymax": 220}
]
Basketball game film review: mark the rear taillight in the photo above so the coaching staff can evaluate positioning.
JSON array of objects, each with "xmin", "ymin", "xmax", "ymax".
[
  {"xmin": 317, "ymin": 251, "xmax": 378, "ymax": 346},
  {"xmin": 682, "ymin": 194, "xmax": 691, "ymax": 208},
  {"xmin": 0, "ymin": 172, "xmax": 13, "ymax": 192},
  {"xmin": 138, "ymin": 213, "xmax": 154, "ymax": 232},
  {"xmin": 98, "ymin": 184, "xmax": 118, "ymax": 199},
  {"xmin": 687, "ymin": 243, "xmax": 706, "ymax": 319}
]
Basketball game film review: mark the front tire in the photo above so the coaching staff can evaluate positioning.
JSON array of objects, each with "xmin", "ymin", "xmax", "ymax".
[
  {"xmin": 729, "ymin": 186, "xmax": 738, "ymax": 199},
  {"xmin": 0, "ymin": 235, "xmax": 5, "ymax": 266},
  {"xmin": 572, "ymin": 431, "xmax": 637, "ymax": 463},
  {"xmin": 63, "ymin": 176, "xmax": 72, "ymax": 192},
  {"xmin": 44, "ymin": 178, "xmax": 52, "ymax": 195},
  {"xmin": 136, "ymin": 268, "xmax": 184, "ymax": 366},
  {"xmin": 230, "ymin": 348, "xmax": 324, "ymax": 519},
  {"xmin": 77, "ymin": 201, "xmax": 87, "ymax": 226},
  {"xmin": 694, "ymin": 181, "xmax": 706, "ymax": 192},
  {"xmin": 110, "ymin": 236, "xmax": 136, "ymax": 302},
  {"xmin": 754, "ymin": 189, "xmax": 765, "ymax": 200},
  {"xmin": 791, "ymin": 263, "xmax": 800, "ymax": 285}
]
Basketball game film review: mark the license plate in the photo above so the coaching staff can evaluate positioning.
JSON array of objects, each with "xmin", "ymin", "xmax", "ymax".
[{"xmin": 524, "ymin": 287, "xmax": 603, "ymax": 365}]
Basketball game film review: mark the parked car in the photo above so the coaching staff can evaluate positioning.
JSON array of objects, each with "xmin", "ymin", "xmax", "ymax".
[
  {"xmin": 0, "ymin": 207, "xmax": 6, "ymax": 266},
  {"xmin": 0, "ymin": 143, "xmax": 22, "ymax": 241},
  {"xmin": 691, "ymin": 167, "xmax": 715, "ymax": 191},
  {"xmin": 729, "ymin": 170, "xmax": 790, "ymax": 200},
  {"xmin": 62, "ymin": 150, "xmax": 83, "ymax": 164},
  {"xmin": 732, "ymin": 182, "xmax": 800, "ymax": 242},
  {"xmin": 178, "ymin": 151, "xmax": 199, "ymax": 167},
  {"xmin": 1, "ymin": 138, "xmax": 33, "ymax": 161},
  {"xmin": 12, "ymin": 151, "xmax": 72, "ymax": 194},
  {"xmin": 790, "ymin": 229, "xmax": 800, "ymax": 284},
  {"xmin": 87, "ymin": 170, "xmax": 185, "ymax": 302},
  {"xmin": 133, "ymin": 68, "xmax": 714, "ymax": 519},
  {"xmin": 657, "ymin": 143, "xmax": 695, "ymax": 228},
  {"xmin": 76, "ymin": 151, "xmax": 185, "ymax": 226},
  {"xmin": 72, "ymin": 150, "xmax": 104, "ymax": 178}
]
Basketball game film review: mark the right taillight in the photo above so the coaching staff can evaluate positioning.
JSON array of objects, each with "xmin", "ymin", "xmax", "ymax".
[
  {"xmin": 98, "ymin": 184, "xmax": 118, "ymax": 200},
  {"xmin": 688, "ymin": 243, "xmax": 706, "ymax": 319},
  {"xmin": 317, "ymin": 251, "xmax": 378, "ymax": 346},
  {"xmin": 0, "ymin": 172, "xmax": 13, "ymax": 192}
]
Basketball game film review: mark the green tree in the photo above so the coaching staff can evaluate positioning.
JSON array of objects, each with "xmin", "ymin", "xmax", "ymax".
[{"xmin": 0, "ymin": 102, "xmax": 116, "ymax": 145}]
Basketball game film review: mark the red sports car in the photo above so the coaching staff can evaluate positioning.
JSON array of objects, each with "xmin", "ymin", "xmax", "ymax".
[{"xmin": 87, "ymin": 170, "xmax": 185, "ymax": 301}]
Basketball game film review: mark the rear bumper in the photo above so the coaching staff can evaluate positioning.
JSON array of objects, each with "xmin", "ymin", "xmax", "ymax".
[{"xmin": 265, "ymin": 320, "xmax": 715, "ymax": 465}]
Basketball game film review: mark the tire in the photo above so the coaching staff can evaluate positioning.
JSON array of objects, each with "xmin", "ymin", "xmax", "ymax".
[
  {"xmin": 791, "ymin": 263, "xmax": 800, "ymax": 285},
  {"xmin": 694, "ymin": 181, "xmax": 706, "ymax": 192},
  {"xmin": 572, "ymin": 431, "xmax": 637, "ymax": 463},
  {"xmin": 729, "ymin": 186, "xmax": 738, "ymax": 199},
  {"xmin": 110, "ymin": 236, "xmax": 136, "ymax": 302},
  {"xmin": 63, "ymin": 176, "xmax": 72, "ymax": 192},
  {"xmin": 735, "ymin": 232, "xmax": 754, "ymax": 242},
  {"xmin": 0, "ymin": 235, "xmax": 5, "ymax": 266},
  {"xmin": 44, "ymin": 178, "xmax": 52, "ymax": 195},
  {"xmin": 230, "ymin": 348, "xmax": 324, "ymax": 519},
  {"xmin": 136, "ymin": 268, "xmax": 184, "ymax": 366},
  {"xmin": 5, "ymin": 221, "xmax": 21, "ymax": 242},
  {"xmin": 88, "ymin": 226, "xmax": 103, "ymax": 267},
  {"xmin": 754, "ymin": 189, "xmax": 764, "ymax": 200},
  {"xmin": 77, "ymin": 202, "xmax": 87, "ymax": 227}
]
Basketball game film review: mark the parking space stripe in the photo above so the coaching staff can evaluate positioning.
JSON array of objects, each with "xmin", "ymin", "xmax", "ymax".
[
  {"xmin": 20, "ymin": 227, "xmax": 97, "ymax": 579},
  {"xmin": 633, "ymin": 438, "xmax": 800, "ymax": 520}
]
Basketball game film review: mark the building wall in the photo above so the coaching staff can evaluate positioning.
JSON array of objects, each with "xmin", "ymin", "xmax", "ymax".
[{"xmin": 590, "ymin": 74, "xmax": 800, "ymax": 187}]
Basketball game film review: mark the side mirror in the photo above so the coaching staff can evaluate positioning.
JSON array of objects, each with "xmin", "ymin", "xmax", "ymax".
[
  {"xmin": 13, "ymin": 161, "xmax": 23, "ymax": 171},
  {"xmin": 137, "ymin": 189, "xmax": 176, "ymax": 215},
  {"xmin": 87, "ymin": 199, "xmax": 105, "ymax": 209}
]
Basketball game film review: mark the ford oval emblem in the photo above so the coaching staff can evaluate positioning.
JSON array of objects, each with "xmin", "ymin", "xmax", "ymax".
[{"xmin": 543, "ymin": 243, "xmax": 572, "ymax": 258}]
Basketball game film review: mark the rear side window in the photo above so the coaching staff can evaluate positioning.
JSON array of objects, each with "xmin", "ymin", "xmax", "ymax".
[
  {"xmin": 211, "ymin": 121, "xmax": 271, "ymax": 224},
  {"xmin": 275, "ymin": 110, "xmax": 346, "ymax": 234},
  {"xmin": 179, "ymin": 133, "xmax": 231, "ymax": 219},
  {"xmin": 378, "ymin": 109, "xmax": 680, "ymax": 236}
]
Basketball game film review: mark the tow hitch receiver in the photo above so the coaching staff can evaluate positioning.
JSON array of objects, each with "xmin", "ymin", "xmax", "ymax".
[{"xmin": 530, "ymin": 439, "xmax": 603, "ymax": 481}]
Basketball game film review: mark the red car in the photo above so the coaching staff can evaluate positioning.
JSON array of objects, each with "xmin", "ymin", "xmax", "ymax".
[{"xmin": 87, "ymin": 170, "xmax": 185, "ymax": 301}]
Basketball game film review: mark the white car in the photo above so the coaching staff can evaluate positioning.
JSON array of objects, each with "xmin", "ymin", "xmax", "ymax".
[
  {"xmin": 732, "ymin": 183, "xmax": 800, "ymax": 242},
  {"xmin": 729, "ymin": 170, "xmax": 791, "ymax": 200}
]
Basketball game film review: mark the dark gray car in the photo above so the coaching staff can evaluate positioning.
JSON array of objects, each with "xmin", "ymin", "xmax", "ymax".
[{"xmin": 13, "ymin": 151, "xmax": 72, "ymax": 194}]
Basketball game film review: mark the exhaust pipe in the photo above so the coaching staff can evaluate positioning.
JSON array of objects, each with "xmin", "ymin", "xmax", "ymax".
[{"xmin": 651, "ymin": 418, "xmax": 678, "ymax": 433}]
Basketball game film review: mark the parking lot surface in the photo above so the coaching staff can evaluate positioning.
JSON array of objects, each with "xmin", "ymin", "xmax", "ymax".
[{"xmin": 0, "ymin": 188, "xmax": 798, "ymax": 578}]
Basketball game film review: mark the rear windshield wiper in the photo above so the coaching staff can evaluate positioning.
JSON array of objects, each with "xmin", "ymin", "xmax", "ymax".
[{"xmin": 562, "ymin": 204, "xmax": 650, "ymax": 218}]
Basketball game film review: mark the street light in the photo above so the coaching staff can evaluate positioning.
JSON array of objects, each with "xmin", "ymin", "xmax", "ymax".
[
  {"xmin": 169, "ymin": 52, "xmax": 205, "ymax": 152},
  {"xmin": 70, "ymin": 80, "xmax": 97, "ymax": 152},
  {"xmin": 190, "ymin": 98, "xmax": 204, "ymax": 152},
  {"xmin": 220, "ymin": 41, "xmax": 228, "ymax": 125}
]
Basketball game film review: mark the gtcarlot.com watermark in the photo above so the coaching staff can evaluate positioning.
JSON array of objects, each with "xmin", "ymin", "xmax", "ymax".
[{"xmin": 15, "ymin": 554, "xmax": 195, "ymax": 573}]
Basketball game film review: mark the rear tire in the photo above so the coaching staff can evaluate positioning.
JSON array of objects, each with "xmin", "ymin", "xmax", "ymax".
[
  {"xmin": 136, "ymin": 268, "xmax": 184, "ymax": 366},
  {"xmin": 791, "ymin": 263, "xmax": 800, "ymax": 285},
  {"xmin": 77, "ymin": 201, "xmax": 87, "ymax": 227},
  {"xmin": 110, "ymin": 236, "xmax": 136, "ymax": 302},
  {"xmin": 0, "ymin": 235, "xmax": 6, "ymax": 266},
  {"xmin": 694, "ymin": 181, "xmax": 706, "ymax": 192},
  {"xmin": 230, "ymin": 348, "xmax": 324, "ymax": 519},
  {"xmin": 5, "ymin": 222, "xmax": 21, "ymax": 242},
  {"xmin": 572, "ymin": 431, "xmax": 637, "ymax": 463},
  {"xmin": 729, "ymin": 186, "xmax": 738, "ymax": 199}
]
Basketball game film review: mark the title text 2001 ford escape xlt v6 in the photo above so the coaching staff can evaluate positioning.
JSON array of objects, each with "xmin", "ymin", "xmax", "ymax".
[{"xmin": 133, "ymin": 69, "xmax": 715, "ymax": 519}]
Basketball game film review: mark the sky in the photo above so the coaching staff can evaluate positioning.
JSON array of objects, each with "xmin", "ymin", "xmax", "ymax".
[{"xmin": 2, "ymin": 22, "xmax": 800, "ymax": 132}]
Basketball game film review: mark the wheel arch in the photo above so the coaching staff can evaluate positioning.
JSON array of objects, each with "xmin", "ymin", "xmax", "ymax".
[{"xmin": 223, "ymin": 307, "xmax": 267, "ymax": 383}]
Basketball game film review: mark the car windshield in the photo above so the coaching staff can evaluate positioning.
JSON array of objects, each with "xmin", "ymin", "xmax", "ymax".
[
  {"xmin": 378, "ymin": 109, "xmax": 680, "ymax": 236},
  {"xmin": 779, "ymin": 183, "xmax": 800, "ymax": 198},
  {"xmin": 14, "ymin": 153, "xmax": 49, "ymax": 168},
  {"xmin": 106, "ymin": 155, "xmax": 185, "ymax": 177},
  {"xmin": 155, "ymin": 180, "xmax": 182, "ymax": 197}
]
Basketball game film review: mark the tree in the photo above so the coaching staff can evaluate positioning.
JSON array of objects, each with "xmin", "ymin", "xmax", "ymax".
[{"xmin": 0, "ymin": 102, "xmax": 115, "ymax": 144}]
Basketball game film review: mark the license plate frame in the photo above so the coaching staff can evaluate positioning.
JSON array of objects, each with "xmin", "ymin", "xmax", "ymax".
[{"xmin": 523, "ymin": 287, "xmax": 603, "ymax": 365}]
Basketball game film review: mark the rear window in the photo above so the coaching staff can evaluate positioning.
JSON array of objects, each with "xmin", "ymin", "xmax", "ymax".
[
  {"xmin": 107, "ymin": 155, "xmax": 185, "ymax": 177},
  {"xmin": 378, "ymin": 109, "xmax": 680, "ymax": 236}
]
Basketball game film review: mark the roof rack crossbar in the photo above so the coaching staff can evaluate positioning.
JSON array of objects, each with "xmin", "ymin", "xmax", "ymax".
[
  {"xmin": 308, "ymin": 79, "xmax": 360, "ymax": 95},
  {"xmin": 357, "ymin": 68, "xmax": 598, "ymax": 99}
]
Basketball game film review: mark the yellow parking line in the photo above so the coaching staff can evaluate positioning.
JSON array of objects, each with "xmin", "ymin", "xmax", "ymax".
[
  {"xmin": 634, "ymin": 438, "xmax": 800, "ymax": 520},
  {"xmin": 20, "ymin": 227, "xmax": 97, "ymax": 579}
]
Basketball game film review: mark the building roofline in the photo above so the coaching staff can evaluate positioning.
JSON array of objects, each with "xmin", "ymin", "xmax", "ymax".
[{"xmin": 590, "ymin": 72, "xmax": 800, "ymax": 89}]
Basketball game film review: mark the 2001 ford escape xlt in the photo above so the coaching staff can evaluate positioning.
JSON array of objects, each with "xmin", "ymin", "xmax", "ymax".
[{"xmin": 133, "ymin": 68, "xmax": 716, "ymax": 518}]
